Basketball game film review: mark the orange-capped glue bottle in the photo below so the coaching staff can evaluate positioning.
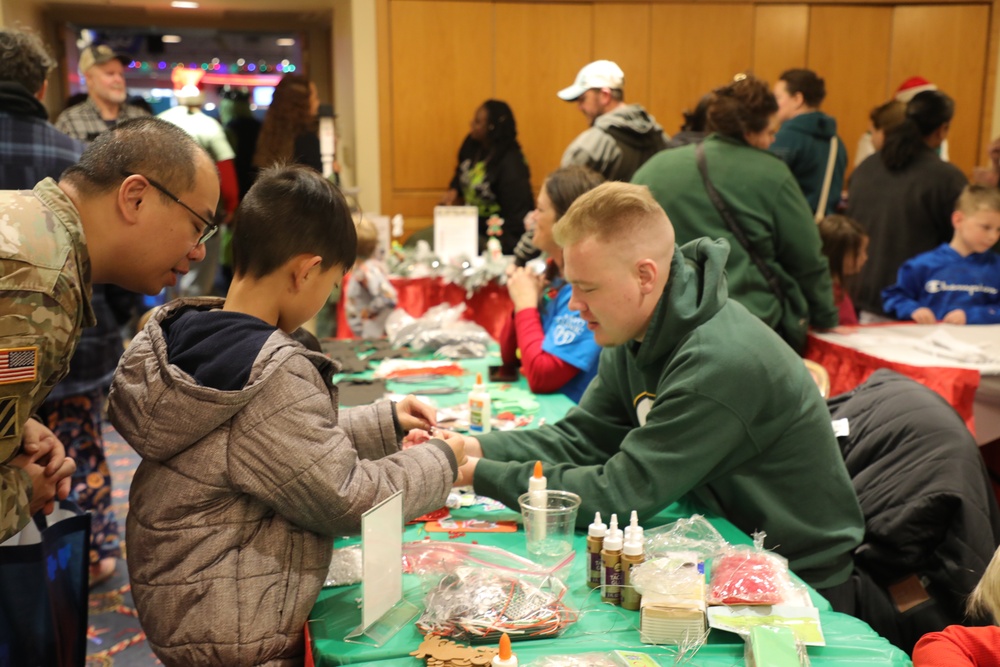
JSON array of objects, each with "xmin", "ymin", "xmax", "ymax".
[
  {"xmin": 492, "ymin": 632, "xmax": 517, "ymax": 666},
  {"xmin": 469, "ymin": 372, "xmax": 492, "ymax": 434}
]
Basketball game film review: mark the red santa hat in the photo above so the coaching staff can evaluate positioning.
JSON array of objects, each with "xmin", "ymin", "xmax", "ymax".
[{"xmin": 895, "ymin": 76, "xmax": 937, "ymax": 103}]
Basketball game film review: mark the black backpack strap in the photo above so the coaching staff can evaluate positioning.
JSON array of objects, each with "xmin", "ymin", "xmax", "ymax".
[{"xmin": 695, "ymin": 142, "xmax": 787, "ymax": 304}]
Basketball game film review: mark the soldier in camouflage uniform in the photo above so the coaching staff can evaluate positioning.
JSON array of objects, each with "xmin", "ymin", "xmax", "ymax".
[{"xmin": 0, "ymin": 116, "xmax": 219, "ymax": 542}]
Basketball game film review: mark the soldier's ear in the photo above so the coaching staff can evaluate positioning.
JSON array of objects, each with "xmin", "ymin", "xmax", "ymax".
[{"xmin": 117, "ymin": 174, "xmax": 147, "ymax": 225}]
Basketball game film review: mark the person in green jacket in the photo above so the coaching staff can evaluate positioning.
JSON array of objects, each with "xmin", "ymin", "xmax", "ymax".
[
  {"xmin": 455, "ymin": 181, "xmax": 863, "ymax": 592},
  {"xmin": 632, "ymin": 74, "xmax": 838, "ymax": 353}
]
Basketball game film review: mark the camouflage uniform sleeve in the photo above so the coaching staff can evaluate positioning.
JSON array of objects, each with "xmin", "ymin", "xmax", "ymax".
[{"xmin": 0, "ymin": 464, "xmax": 32, "ymax": 542}]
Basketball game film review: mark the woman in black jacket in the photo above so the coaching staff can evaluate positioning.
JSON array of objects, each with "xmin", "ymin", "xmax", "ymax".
[
  {"xmin": 847, "ymin": 90, "xmax": 967, "ymax": 321},
  {"xmin": 440, "ymin": 100, "xmax": 533, "ymax": 254}
]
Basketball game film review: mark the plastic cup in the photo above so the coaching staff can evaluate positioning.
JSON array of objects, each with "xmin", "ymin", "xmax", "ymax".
[{"xmin": 518, "ymin": 490, "xmax": 581, "ymax": 563}]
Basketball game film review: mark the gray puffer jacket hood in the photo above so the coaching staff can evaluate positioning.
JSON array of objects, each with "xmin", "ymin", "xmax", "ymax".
[{"xmin": 108, "ymin": 298, "xmax": 455, "ymax": 666}]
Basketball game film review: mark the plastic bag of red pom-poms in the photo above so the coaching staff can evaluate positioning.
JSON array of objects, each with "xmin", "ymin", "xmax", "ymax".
[{"xmin": 707, "ymin": 539, "xmax": 797, "ymax": 606}]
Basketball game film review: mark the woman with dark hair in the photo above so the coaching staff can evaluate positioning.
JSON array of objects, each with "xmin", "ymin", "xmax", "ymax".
[
  {"xmin": 498, "ymin": 165, "xmax": 605, "ymax": 401},
  {"xmin": 632, "ymin": 74, "xmax": 837, "ymax": 352},
  {"xmin": 440, "ymin": 100, "xmax": 533, "ymax": 254},
  {"xmin": 847, "ymin": 90, "xmax": 967, "ymax": 321},
  {"xmin": 252, "ymin": 74, "xmax": 321, "ymax": 172}
]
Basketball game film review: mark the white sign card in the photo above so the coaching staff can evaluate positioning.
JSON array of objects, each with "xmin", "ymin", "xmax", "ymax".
[
  {"xmin": 433, "ymin": 205, "xmax": 479, "ymax": 264},
  {"xmin": 360, "ymin": 490, "xmax": 404, "ymax": 629}
]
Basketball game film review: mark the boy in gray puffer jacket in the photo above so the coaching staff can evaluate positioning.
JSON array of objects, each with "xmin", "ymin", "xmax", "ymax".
[{"xmin": 108, "ymin": 165, "xmax": 465, "ymax": 666}]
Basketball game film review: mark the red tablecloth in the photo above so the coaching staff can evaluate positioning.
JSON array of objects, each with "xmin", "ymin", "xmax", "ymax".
[
  {"xmin": 337, "ymin": 275, "xmax": 513, "ymax": 342},
  {"xmin": 805, "ymin": 333, "xmax": 981, "ymax": 433}
]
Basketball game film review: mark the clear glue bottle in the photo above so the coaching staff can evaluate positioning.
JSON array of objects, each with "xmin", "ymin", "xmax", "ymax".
[
  {"xmin": 492, "ymin": 632, "xmax": 517, "ymax": 666},
  {"xmin": 586, "ymin": 512, "xmax": 607, "ymax": 589},
  {"xmin": 601, "ymin": 514, "xmax": 623, "ymax": 605},
  {"xmin": 621, "ymin": 533, "xmax": 645, "ymax": 611},
  {"xmin": 469, "ymin": 372, "xmax": 492, "ymax": 434}
]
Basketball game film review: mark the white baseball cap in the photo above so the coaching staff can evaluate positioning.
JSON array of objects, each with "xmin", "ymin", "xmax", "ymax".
[{"xmin": 557, "ymin": 60, "xmax": 625, "ymax": 101}]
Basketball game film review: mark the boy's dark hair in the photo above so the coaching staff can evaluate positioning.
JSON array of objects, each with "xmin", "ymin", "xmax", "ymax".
[
  {"xmin": 706, "ymin": 74, "xmax": 778, "ymax": 141},
  {"xmin": 61, "ymin": 117, "xmax": 207, "ymax": 196},
  {"xmin": 232, "ymin": 165, "xmax": 357, "ymax": 279},
  {"xmin": 779, "ymin": 69, "xmax": 826, "ymax": 108},
  {"xmin": 818, "ymin": 214, "xmax": 866, "ymax": 285}
]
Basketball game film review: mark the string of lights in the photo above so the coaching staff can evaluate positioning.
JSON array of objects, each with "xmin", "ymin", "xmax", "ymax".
[{"xmin": 126, "ymin": 58, "xmax": 297, "ymax": 74}]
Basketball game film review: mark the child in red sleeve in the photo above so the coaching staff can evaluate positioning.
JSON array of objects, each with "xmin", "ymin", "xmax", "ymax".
[
  {"xmin": 818, "ymin": 214, "xmax": 869, "ymax": 327},
  {"xmin": 913, "ymin": 545, "xmax": 1000, "ymax": 666},
  {"xmin": 498, "ymin": 166, "xmax": 604, "ymax": 402}
]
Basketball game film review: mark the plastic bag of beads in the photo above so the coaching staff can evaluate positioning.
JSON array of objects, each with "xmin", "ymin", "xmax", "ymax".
[
  {"xmin": 403, "ymin": 540, "xmax": 575, "ymax": 585},
  {"xmin": 324, "ymin": 545, "xmax": 362, "ymax": 587},
  {"xmin": 415, "ymin": 565, "xmax": 578, "ymax": 643},
  {"xmin": 707, "ymin": 539, "xmax": 799, "ymax": 606},
  {"xmin": 643, "ymin": 514, "xmax": 728, "ymax": 561}
]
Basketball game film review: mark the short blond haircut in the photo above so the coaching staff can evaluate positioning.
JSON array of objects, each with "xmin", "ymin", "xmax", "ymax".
[
  {"xmin": 956, "ymin": 184, "xmax": 1000, "ymax": 216},
  {"xmin": 969, "ymin": 545, "xmax": 1000, "ymax": 623},
  {"xmin": 553, "ymin": 181, "xmax": 670, "ymax": 249},
  {"xmin": 355, "ymin": 217, "xmax": 379, "ymax": 260}
]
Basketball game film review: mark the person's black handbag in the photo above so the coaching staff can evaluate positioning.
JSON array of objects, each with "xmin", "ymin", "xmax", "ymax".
[{"xmin": 0, "ymin": 501, "xmax": 91, "ymax": 667}]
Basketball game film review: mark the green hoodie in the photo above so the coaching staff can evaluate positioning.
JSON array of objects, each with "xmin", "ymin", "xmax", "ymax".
[{"xmin": 475, "ymin": 238, "xmax": 863, "ymax": 589}]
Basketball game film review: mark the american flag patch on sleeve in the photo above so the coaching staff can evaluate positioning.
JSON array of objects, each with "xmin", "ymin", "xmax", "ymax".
[{"xmin": 0, "ymin": 347, "xmax": 37, "ymax": 385}]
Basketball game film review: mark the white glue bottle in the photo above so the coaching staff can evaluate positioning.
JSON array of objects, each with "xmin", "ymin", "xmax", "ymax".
[
  {"xmin": 624, "ymin": 510, "xmax": 644, "ymax": 545},
  {"xmin": 492, "ymin": 633, "xmax": 517, "ymax": 666},
  {"xmin": 468, "ymin": 372, "xmax": 492, "ymax": 434}
]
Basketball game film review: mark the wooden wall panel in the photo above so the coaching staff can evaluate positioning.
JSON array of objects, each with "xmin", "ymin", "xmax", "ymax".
[
  {"xmin": 495, "ymin": 2, "xmax": 594, "ymax": 192},
  {"xmin": 388, "ymin": 0, "xmax": 494, "ymax": 191},
  {"xmin": 807, "ymin": 6, "xmax": 892, "ymax": 173},
  {"xmin": 889, "ymin": 4, "xmax": 990, "ymax": 177},
  {"xmin": 593, "ymin": 3, "xmax": 653, "ymax": 115},
  {"xmin": 648, "ymin": 4, "xmax": 754, "ymax": 136},
  {"xmin": 752, "ymin": 5, "xmax": 808, "ymax": 86}
]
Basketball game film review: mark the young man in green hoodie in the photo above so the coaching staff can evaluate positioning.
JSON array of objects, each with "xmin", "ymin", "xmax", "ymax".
[
  {"xmin": 771, "ymin": 69, "xmax": 848, "ymax": 217},
  {"xmin": 455, "ymin": 181, "xmax": 864, "ymax": 595}
]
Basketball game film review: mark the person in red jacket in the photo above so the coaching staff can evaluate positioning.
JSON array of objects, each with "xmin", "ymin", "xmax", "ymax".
[
  {"xmin": 498, "ymin": 166, "xmax": 604, "ymax": 402},
  {"xmin": 913, "ymin": 545, "xmax": 1000, "ymax": 666}
]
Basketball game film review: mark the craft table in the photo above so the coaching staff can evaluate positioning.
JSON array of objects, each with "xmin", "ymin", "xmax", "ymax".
[
  {"xmin": 806, "ymin": 323, "xmax": 1000, "ymax": 443},
  {"xmin": 308, "ymin": 500, "xmax": 910, "ymax": 667}
]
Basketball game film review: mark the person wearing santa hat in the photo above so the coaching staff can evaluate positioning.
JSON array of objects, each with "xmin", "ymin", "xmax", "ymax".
[{"xmin": 855, "ymin": 77, "xmax": 950, "ymax": 166}]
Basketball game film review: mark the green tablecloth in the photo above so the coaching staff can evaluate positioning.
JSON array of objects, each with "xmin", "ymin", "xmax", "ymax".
[
  {"xmin": 309, "ymin": 501, "xmax": 910, "ymax": 666},
  {"xmin": 313, "ymin": 356, "xmax": 911, "ymax": 666}
]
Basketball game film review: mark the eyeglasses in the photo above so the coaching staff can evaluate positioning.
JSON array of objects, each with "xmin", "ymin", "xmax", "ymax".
[{"xmin": 122, "ymin": 172, "xmax": 218, "ymax": 245}]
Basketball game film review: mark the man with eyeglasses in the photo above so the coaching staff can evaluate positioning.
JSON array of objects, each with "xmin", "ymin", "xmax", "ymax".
[{"xmin": 0, "ymin": 117, "xmax": 219, "ymax": 543}]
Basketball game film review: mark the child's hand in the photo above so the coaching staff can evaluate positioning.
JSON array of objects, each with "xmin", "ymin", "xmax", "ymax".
[
  {"xmin": 396, "ymin": 395, "xmax": 436, "ymax": 431},
  {"xmin": 911, "ymin": 307, "xmax": 937, "ymax": 324},
  {"xmin": 942, "ymin": 309, "xmax": 967, "ymax": 325}
]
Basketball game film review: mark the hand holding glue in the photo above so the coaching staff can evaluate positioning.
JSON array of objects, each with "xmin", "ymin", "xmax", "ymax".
[{"xmin": 529, "ymin": 461, "xmax": 547, "ymax": 543}]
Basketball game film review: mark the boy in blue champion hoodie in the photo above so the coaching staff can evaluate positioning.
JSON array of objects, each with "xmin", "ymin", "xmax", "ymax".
[
  {"xmin": 882, "ymin": 184, "xmax": 1000, "ymax": 324},
  {"xmin": 454, "ymin": 182, "xmax": 863, "ymax": 596}
]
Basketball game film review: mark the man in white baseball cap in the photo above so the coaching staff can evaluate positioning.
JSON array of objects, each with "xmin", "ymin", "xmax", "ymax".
[
  {"xmin": 55, "ymin": 44, "xmax": 149, "ymax": 143},
  {"xmin": 557, "ymin": 59, "xmax": 669, "ymax": 183}
]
